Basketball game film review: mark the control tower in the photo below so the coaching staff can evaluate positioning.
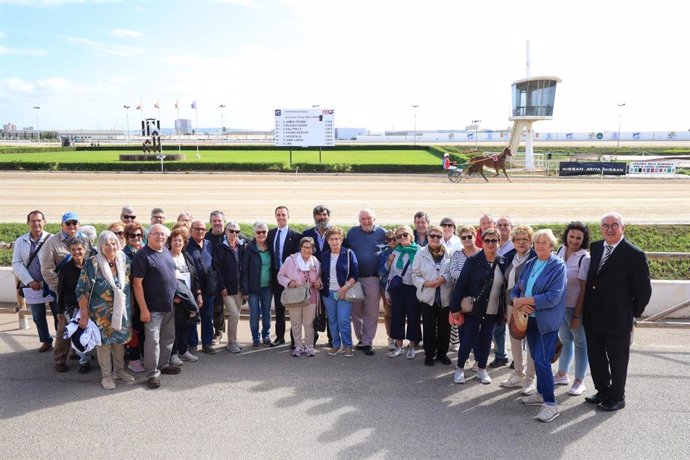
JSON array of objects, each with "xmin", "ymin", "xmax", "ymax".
[{"xmin": 507, "ymin": 76, "xmax": 561, "ymax": 170}]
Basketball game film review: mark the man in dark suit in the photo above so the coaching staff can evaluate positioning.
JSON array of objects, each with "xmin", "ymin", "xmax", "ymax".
[
  {"xmin": 583, "ymin": 211, "xmax": 651, "ymax": 411},
  {"xmin": 267, "ymin": 205, "xmax": 302, "ymax": 347}
]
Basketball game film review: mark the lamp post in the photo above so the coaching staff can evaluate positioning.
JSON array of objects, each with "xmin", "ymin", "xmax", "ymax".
[
  {"xmin": 617, "ymin": 103, "xmax": 626, "ymax": 149},
  {"xmin": 123, "ymin": 105, "xmax": 131, "ymax": 146},
  {"xmin": 33, "ymin": 106, "xmax": 40, "ymax": 141},
  {"xmin": 218, "ymin": 104, "xmax": 226, "ymax": 143},
  {"xmin": 412, "ymin": 104, "xmax": 419, "ymax": 146},
  {"xmin": 472, "ymin": 119, "xmax": 481, "ymax": 149}
]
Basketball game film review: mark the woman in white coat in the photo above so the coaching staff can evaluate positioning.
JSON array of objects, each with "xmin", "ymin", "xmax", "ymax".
[{"xmin": 411, "ymin": 225, "xmax": 454, "ymax": 366}]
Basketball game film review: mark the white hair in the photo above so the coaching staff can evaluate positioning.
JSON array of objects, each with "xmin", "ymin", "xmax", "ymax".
[{"xmin": 600, "ymin": 211, "xmax": 624, "ymax": 226}]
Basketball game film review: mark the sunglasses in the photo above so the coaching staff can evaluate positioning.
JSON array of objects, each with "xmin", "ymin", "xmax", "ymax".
[
  {"xmin": 441, "ymin": 223, "xmax": 455, "ymax": 227},
  {"xmin": 129, "ymin": 233, "xmax": 143, "ymax": 239},
  {"xmin": 226, "ymin": 229, "xmax": 241, "ymax": 234},
  {"xmin": 255, "ymin": 230, "xmax": 267, "ymax": 235},
  {"xmin": 114, "ymin": 231, "xmax": 125, "ymax": 236},
  {"xmin": 460, "ymin": 235, "xmax": 473, "ymax": 241},
  {"xmin": 427, "ymin": 234, "xmax": 442, "ymax": 240},
  {"xmin": 483, "ymin": 239, "xmax": 499, "ymax": 244},
  {"xmin": 396, "ymin": 233, "xmax": 410, "ymax": 240},
  {"xmin": 64, "ymin": 221, "xmax": 78, "ymax": 226},
  {"xmin": 385, "ymin": 238, "xmax": 396, "ymax": 243},
  {"xmin": 122, "ymin": 215, "xmax": 136, "ymax": 220}
]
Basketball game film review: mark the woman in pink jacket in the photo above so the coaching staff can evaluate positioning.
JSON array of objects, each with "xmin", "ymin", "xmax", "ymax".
[{"xmin": 277, "ymin": 237, "xmax": 323, "ymax": 357}]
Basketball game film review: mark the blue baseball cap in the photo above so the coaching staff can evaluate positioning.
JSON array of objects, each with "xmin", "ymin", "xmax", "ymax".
[{"xmin": 61, "ymin": 211, "xmax": 80, "ymax": 223}]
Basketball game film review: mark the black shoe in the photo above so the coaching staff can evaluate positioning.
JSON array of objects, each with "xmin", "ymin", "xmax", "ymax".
[
  {"xmin": 437, "ymin": 355, "xmax": 452, "ymax": 365},
  {"xmin": 488, "ymin": 358, "xmax": 509, "ymax": 368},
  {"xmin": 585, "ymin": 393, "xmax": 606, "ymax": 405},
  {"xmin": 201, "ymin": 346, "xmax": 218, "ymax": 355},
  {"xmin": 598, "ymin": 400, "xmax": 625, "ymax": 412},
  {"xmin": 55, "ymin": 363, "xmax": 68, "ymax": 373},
  {"xmin": 78, "ymin": 362, "xmax": 91, "ymax": 374},
  {"xmin": 362, "ymin": 345, "xmax": 374, "ymax": 356},
  {"xmin": 272, "ymin": 338, "xmax": 286, "ymax": 346},
  {"xmin": 161, "ymin": 365, "xmax": 181, "ymax": 375},
  {"xmin": 424, "ymin": 357, "xmax": 435, "ymax": 366},
  {"xmin": 355, "ymin": 342, "xmax": 364, "ymax": 350},
  {"xmin": 328, "ymin": 341, "xmax": 333, "ymax": 348},
  {"xmin": 148, "ymin": 376, "xmax": 161, "ymax": 389},
  {"xmin": 509, "ymin": 360, "xmax": 515, "ymax": 369}
]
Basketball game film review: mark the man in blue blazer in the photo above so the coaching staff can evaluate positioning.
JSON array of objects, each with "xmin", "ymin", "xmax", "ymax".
[
  {"xmin": 267, "ymin": 206, "xmax": 302, "ymax": 347},
  {"xmin": 583, "ymin": 211, "xmax": 651, "ymax": 411}
]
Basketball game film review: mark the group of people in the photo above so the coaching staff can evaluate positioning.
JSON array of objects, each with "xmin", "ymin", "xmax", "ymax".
[{"xmin": 12, "ymin": 205, "xmax": 651, "ymax": 423}]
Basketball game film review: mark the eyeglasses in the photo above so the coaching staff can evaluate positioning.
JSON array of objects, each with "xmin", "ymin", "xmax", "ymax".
[
  {"xmin": 226, "ymin": 229, "xmax": 241, "ymax": 234},
  {"xmin": 122, "ymin": 215, "xmax": 136, "ymax": 220},
  {"xmin": 427, "ymin": 234, "xmax": 442, "ymax": 240},
  {"xmin": 64, "ymin": 221, "xmax": 78, "ymax": 226},
  {"xmin": 385, "ymin": 238, "xmax": 396, "ymax": 243},
  {"xmin": 601, "ymin": 223, "xmax": 620, "ymax": 231},
  {"xmin": 460, "ymin": 235, "xmax": 473, "ymax": 241},
  {"xmin": 483, "ymin": 239, "xmax": 499, "ymax": 244},
  {"xmin": 192, "ymin": 227, "xmax": 206, "ymax": 231},
  {"xmin": 514, "ymin": 237, "xmax": 530, "ymax": 243},
  {"xmin": 441, "ymin": 223, "xmax": 455, "ymax": 227},
  {"xmin": 114, "ymin": 231, "xmax": 125, "ymax": 236},
  {"xmin": 255, "ymin": 230, "xmax": 267, "ymax": 235},
  {"xmin": 396, "ymin": 233, "xmax": 410, "ymax": 240},
  {"xmin": 497, "ymin": 224, "xmax": 510, "ymax": 228},
  {"xmin": 129, "ymin": 233, "xmax": 143, "ymax": 239}
]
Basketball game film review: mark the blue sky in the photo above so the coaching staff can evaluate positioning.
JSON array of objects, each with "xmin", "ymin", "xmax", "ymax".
[{"xmin": 1, "ymin": 0, "xmax": 689, "ymax": 134}]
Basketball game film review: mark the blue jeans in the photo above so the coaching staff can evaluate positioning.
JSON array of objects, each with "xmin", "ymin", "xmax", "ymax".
[
  {"xmin": 322, "ymin": 291, "xmax": 353, "ymax": 348},
  {"xmin": 200, "ymin": 294, "xmax": 215, "ymax": 347},
  {"xmin": 249, "ymin": 287, "xmax": 272, "ymax": 342},
  {"xmin": 526, "ymin": 317, "xmax": 559, "ymax": 404},
  {"xmin": 558, "ymin": 307, "xmax": 589, "ymax": 381},
  {"xmin": 492, "ymin": 322, "xmax": 507, "ymax": 360},
  {"xmin": 30, "ymin": 301, "xmax": 58, "ymax": 343},
  {"xmin": 457, "ymin": 314, "xmax": 497, "ymax": 369}
]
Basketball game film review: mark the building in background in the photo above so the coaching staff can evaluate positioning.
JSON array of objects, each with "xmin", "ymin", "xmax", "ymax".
[{"xmin": 175, "ymin": 119, "xmax": 192, "ymax": 135}]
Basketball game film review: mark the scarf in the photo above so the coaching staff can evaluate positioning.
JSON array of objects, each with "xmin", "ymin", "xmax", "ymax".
[
  {"xmin": 295, "ymin": 253, "xmax": 315, "ymax": 272},
  {"xmin": 394, "ymin": 242, "xmax": 419, "ymax": 269},
  {"xmin": 96, "ymin": 252, "xmax": 127, "ymax": 332},
  {"xmin": 428, "ymin": 244, "xmax": 446, "ymax": 262}
]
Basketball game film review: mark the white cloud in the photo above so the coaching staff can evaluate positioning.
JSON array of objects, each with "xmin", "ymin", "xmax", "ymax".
[
  {"xmin": 68, "ymin": 36, "xmax": 141, "ymax": 57},
  {"xmin": 0, "ymin": 45, "xmax": 47, "ymax": 56},
  {"xmin": 1, "ymin": 77, "xmax": 35, "ymax": 93},
  {"xmin": 110, "ymin": 28, "xmax": 142, "ymax": 39}
]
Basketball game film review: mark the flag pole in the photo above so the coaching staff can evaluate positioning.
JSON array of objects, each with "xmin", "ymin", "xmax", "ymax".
[
  {"xmin": 194, "ymin": 99, "xmax": 200, "ymax": 159},
  {"xmin": 175, "ymin": 99, "xmax": 181, "ymax": 153}
]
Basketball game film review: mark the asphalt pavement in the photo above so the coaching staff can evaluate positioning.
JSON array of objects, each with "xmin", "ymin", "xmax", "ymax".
[{"xmin": 1, "ymin": 312, "xmax": 689, "ymax": 459}]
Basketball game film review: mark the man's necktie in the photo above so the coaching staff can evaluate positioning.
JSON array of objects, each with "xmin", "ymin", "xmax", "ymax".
[
  {"xmin": 274, "ymin": 228, "xmax": 282, "ymax": 269},
  {"xmin": 597, "ymin": 244, "xmax": 612, "ymax": 273}
]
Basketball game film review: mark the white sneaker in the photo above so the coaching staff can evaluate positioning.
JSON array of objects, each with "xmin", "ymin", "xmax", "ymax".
[
  {"xmin": 568, "ymin": 381, "xmax": 587, "ymax": 396},
  {"xmin": 471, "ymin": 361, "xmax": 479, "ymax": 372},
  {"xmin": 452, "ymin": 344, "xmax": 459, "ymax": 353},
  {"xmin": 180, "ymin": 351, "xmax": 199, "ymax": 362},
  {"xmin": 554, "ymin": 374, "xmax": 570, "ymax": 385},
  {"xmin": 387, "ymin": 338, "xmax": 396, "ymax": 351},
  {"xmin": 292, "ymin": 346, "xmax": 303, "ymax": 357},
  {"xmin": 305, "ymin": 346, "xmax": 316, "ymax": 357},
  {"xmin": 169, "ymin": 353, "xmax": 184, "ymax": 366},
  {"xmin": 522, "ymin": 378, "xmax": 537, "ymax": 395},
  {"xmin": 388, "ymin": 347, "xmax": 403, "ymax": 358},
  {"xmin": 406, "ymin": 345, "xmax": 416, "ymax": 359},
  {"xmin": 522, "ymin": 393, "xmax": 544, "ymax": 406},
  {"xmin": 226, "ymin": 342, "xmax": 241, "ymax": 353},
  {"xmin": 477, "ymin": 369, "xmax": 492, "ymax": 384},
  {"xmin": 501, "ymin": 372, "xmax": 525, "ymax": 388},
  {"xmin": 536, "ymin": 404, "xmax": 560, "ymax": 423},
  {"xmin": 453, "ymin": 369, "xmax": 466, "ymax": 384}
]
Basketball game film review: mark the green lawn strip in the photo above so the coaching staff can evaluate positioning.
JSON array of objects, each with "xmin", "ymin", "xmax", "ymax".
[{"xmin": 1, "ymin": 223, "xmax": 688, "ymax": 279}]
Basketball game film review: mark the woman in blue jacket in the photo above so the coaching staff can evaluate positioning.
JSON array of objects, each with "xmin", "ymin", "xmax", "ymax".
[
  {"xmin": 510, "ymin": 229, "xmax": 567, "ymax": 423},
  {"xmin": 320, "ymin": 227, "xmax": 359, "ymax": 358}
]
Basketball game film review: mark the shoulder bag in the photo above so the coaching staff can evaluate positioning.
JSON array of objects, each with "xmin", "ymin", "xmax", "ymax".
[
  {"xmin": 281, "ymin": 284, "xmax": 310, "ymax": 308},
  {"xmin": 344, "ymin": 249, "xmax": 365, "ymax": 302},
  {"xmin": 16, "ymin": 237, "xmax": 48, "ymax": 298},
  {"xmin": 459, "ymin": 260, "xmax": 497, "ymax": 314},
  {"xmin": 508, "ymin": 305, "xmax": 529, "ymax": 340},
  {"xmin": 386, "ymin": 257, "xmax": 411, "ymax": 294}
]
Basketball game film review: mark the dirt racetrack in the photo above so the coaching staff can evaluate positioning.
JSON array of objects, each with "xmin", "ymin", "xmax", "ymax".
[{"xmin": 1, "ymin": 171, "xmax": 689, "ymax": 225}]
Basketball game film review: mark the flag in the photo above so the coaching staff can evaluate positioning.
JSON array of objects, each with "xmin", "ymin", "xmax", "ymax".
[
  {"xmin": 174, "ymin": 99, "xmax": 179, "ymax": 110},
  {"xmin": 136, "ymin": 102, "xmax": 142, "ymax": 110},
  {"xmin": 191, "ymin": 100, "xmax": 197, "ymax": 109},
  {"xmin": 154, "ymin": 101, "xmax": 159, "ymax": 109}
]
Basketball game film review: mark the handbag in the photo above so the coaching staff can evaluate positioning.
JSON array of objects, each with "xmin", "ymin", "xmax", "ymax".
[
  {"xmin": 281, "ymin": 284, "xmax": 310, "ymax": 308},
  {"xmin": 551, "ymin": 338, "xmax": 563, "ymax": 364},
  {"xmin": 344, "ymin": 249, "xmax": 366, "ymax": 301},
  {"xmin": 313, "ymin": 296, "xmax": 327, "ymax": 332},
  {"xmin": 509, "ymin": 306, "xmax": 529, "ymax": 340},
  {"xmin": 386, "ymin": 258, "xmax": 411, "ymax": 294},
  {"xmin": 16, "ymin": 237, "xmax": 48, "ymax": 298},
  {"xmin": 457, "ymin": 260, "xmax": 497, "ymax": 315},
  {"xmin": 448, "ymin": 311, "xmax": 465, "ymax": 327}
]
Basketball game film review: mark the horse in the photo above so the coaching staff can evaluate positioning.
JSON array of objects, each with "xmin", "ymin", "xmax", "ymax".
[{"xmin": 463, "ymin": 147, "xmax": 513, "ymax": 182}]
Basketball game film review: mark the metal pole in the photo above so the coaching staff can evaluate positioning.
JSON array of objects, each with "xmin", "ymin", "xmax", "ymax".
[
  {"xmin": 219, "ymin": 104, "xmax": 225, "ymax": 144},
  {"xmin": 617, "ymin": 103, "xmax": 626, "ymax": 149},
  {"xmin": 412, "ymin": 105, "xmax": 419, "ymax": 146},
  {"xmin": 33, "ymin": 106, "xmax": 40, "ymax": 141},
  {"xmin": 123, "ymin": 105, "xmax": 131, "ymax": 146}
]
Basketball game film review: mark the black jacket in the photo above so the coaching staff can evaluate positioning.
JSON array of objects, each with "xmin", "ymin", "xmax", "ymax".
[
  {"xmin": 213, "ymin": 240, "xmax": 245, "ymax": 295},
  {"xmin": 450, "ymin": 251, "xmax": 507, "ymax": 317},
  {"xmin": 267, "ymin": 227, "xmax": 302, "ymax": 286},
  {"xmin": 241, "ymin": 241, "xmax": 271, "ymax": 296},
  {"xmin": 583, "ymin": 238, "xmax": 651, "ymax": 335}
]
